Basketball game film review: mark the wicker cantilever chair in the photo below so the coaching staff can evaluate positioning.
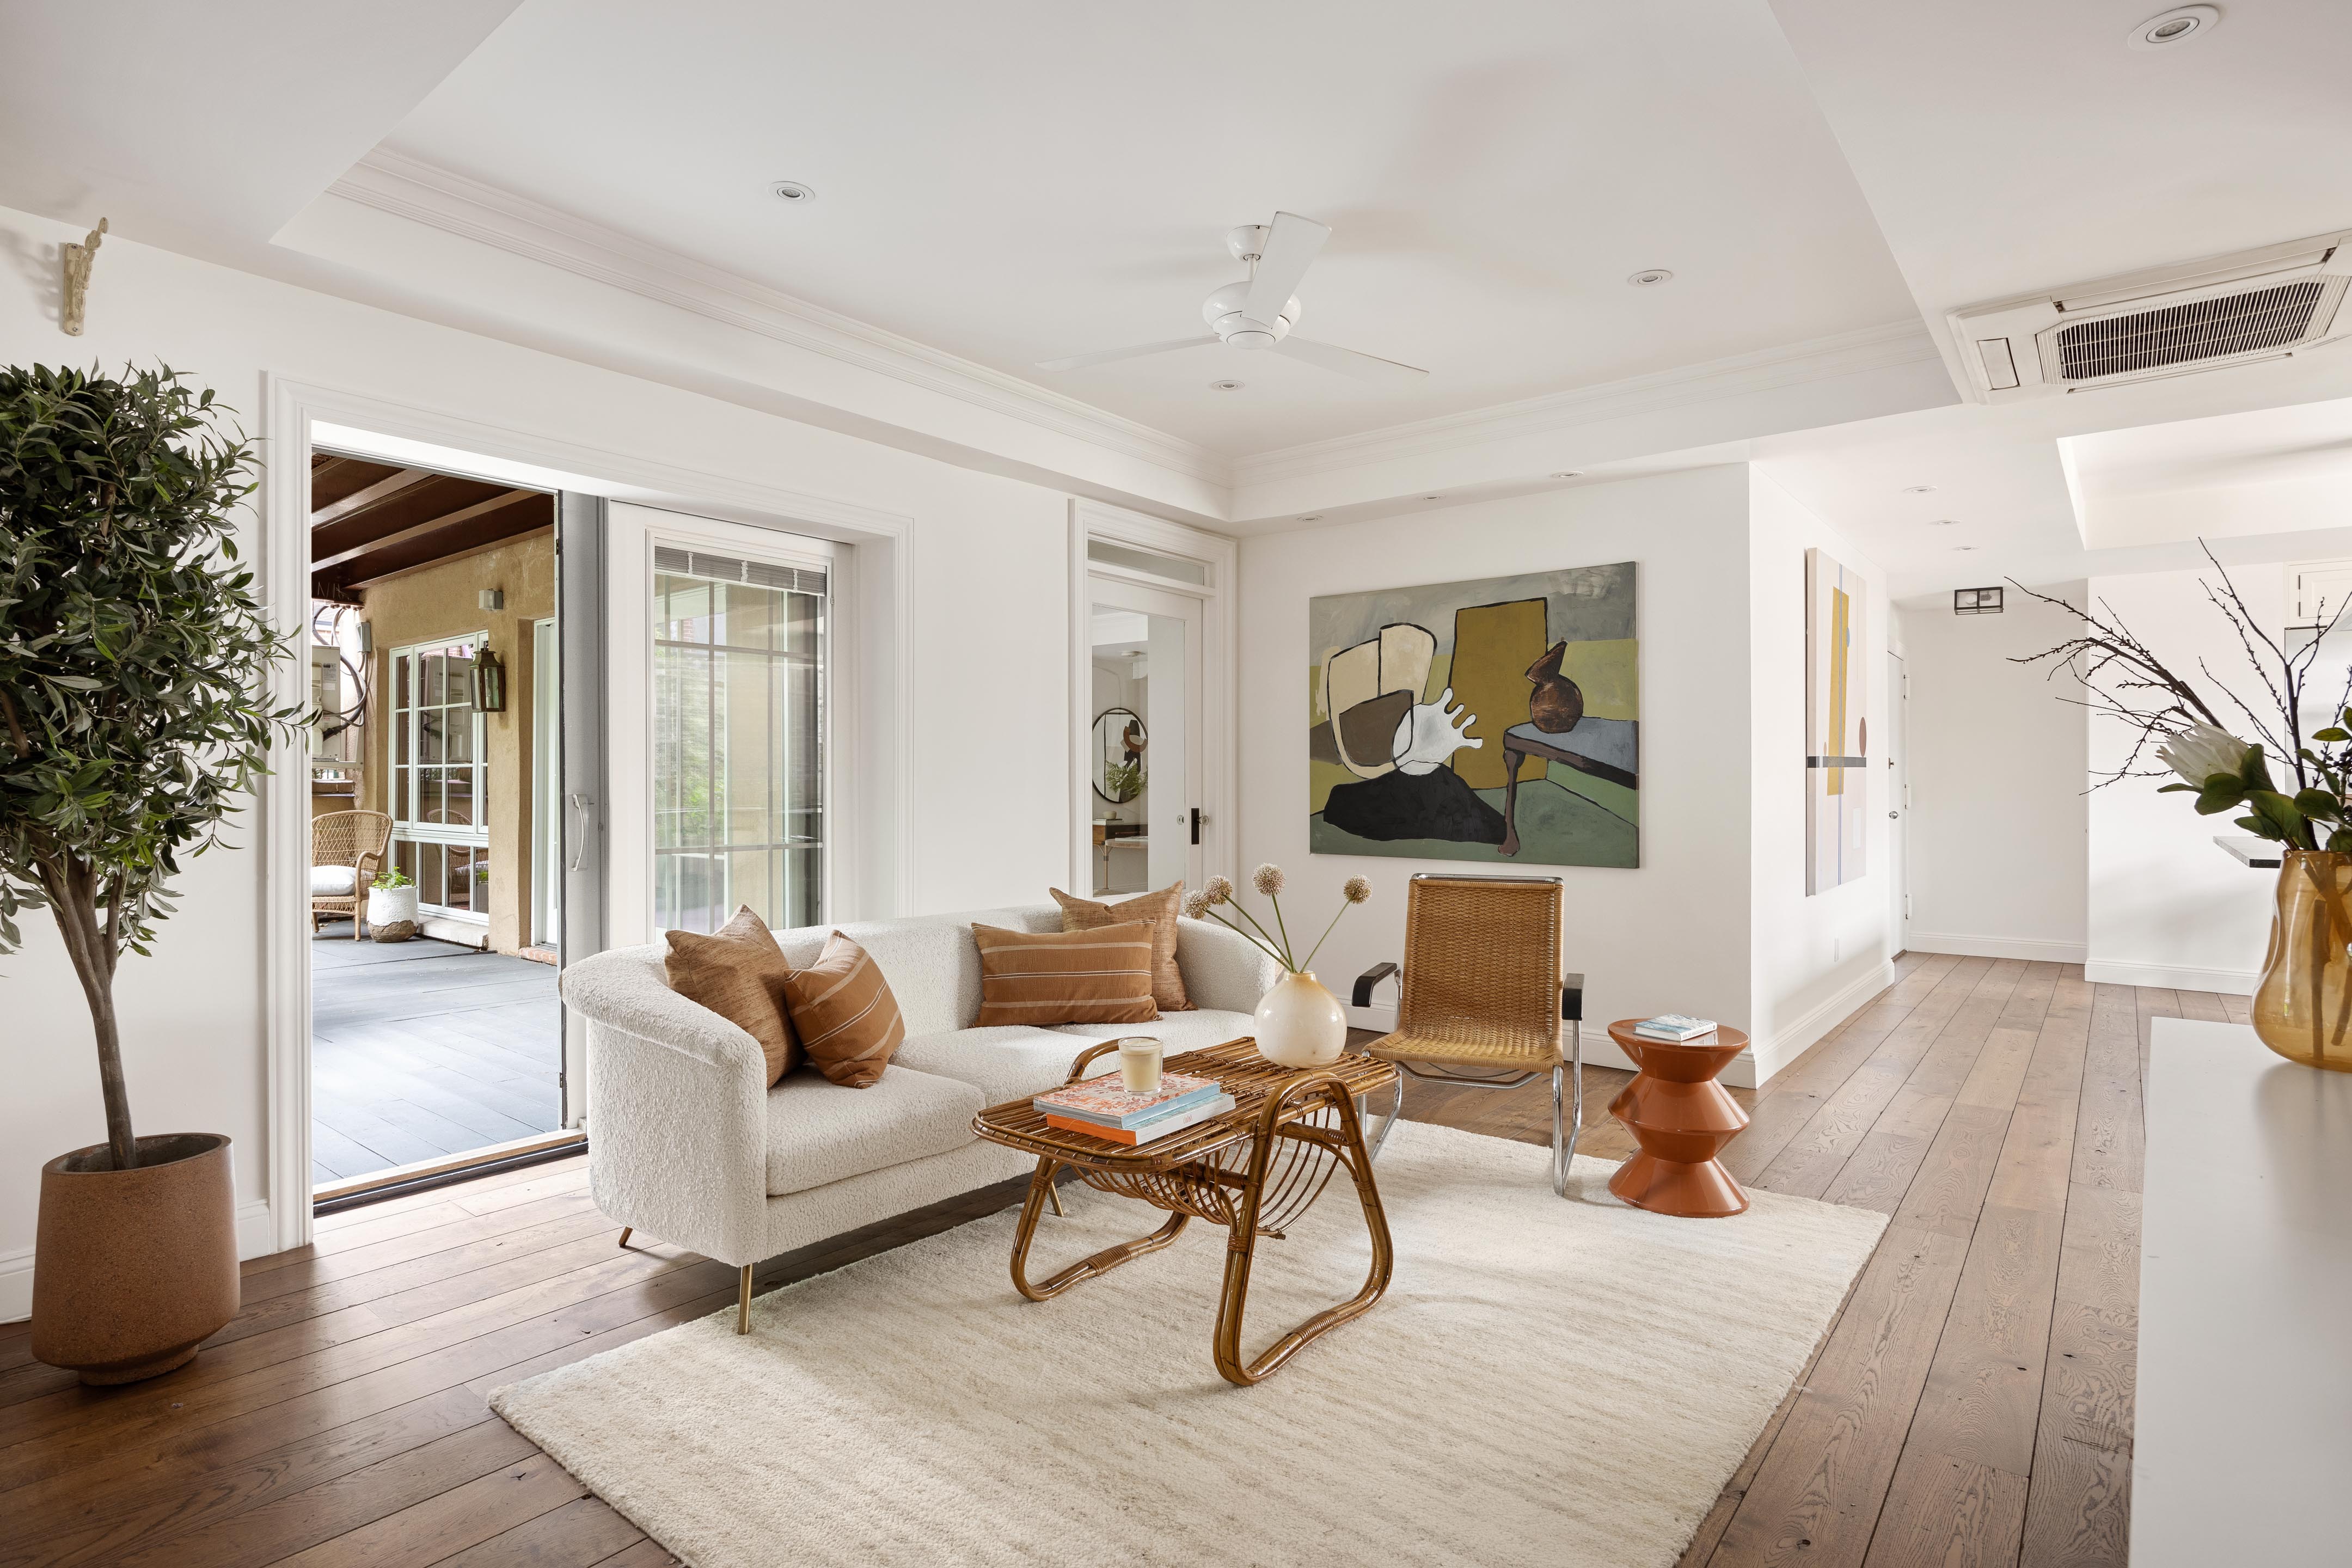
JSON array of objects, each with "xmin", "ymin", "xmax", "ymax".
[
  {"xmin": 311, "ymin": 810, "xmax": 393, "ymax": 940},
  {"xmin": 1353, "ymin": 873, "xmax": 1584, "ymax": 1197}
]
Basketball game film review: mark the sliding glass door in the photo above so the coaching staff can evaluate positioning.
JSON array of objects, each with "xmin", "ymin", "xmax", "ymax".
[
  {"xmin": 651, "ymin": 546, "xmax": 827, "ymax": 933},
  {"xmin": 603, "ymin": 503, "xmax": 837, "ymax": 947}
]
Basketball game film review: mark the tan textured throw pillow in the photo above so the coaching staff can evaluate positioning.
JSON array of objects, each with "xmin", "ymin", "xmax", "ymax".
[
  {"xmin": 663, "ymin": 906, "xmax": 799, "ymax": 1086},
  {"xmin": 972, "ymin": 921, "xmax": 1160, "ymax": 1027},
  {"xmin": 1050, "ymin": 883, "xmax": 1194, "ymax": 1012},
  {"xmin": 779, "ymin": 932, "xmax": 907, "ymax": 1088}
]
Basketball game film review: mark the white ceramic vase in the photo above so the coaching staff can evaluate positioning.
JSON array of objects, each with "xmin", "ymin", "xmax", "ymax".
[
  {"xmin": 1253, "ymin": 970, "xmax": 1347, "ymax": 1069},
  {"xmin": 366, "ymin": 884, "xmax": 420, "ymax": 929}
]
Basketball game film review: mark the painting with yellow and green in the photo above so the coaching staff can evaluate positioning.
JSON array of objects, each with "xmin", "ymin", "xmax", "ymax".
[{"xmin": 1307, "ymin": 562, "xmax": 1638, "ymax": 867}]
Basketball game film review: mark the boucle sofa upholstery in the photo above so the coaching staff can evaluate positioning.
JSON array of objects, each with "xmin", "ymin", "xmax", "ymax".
[{"xmin": 559, "ymin": 902, "xmax": 1280, "ymax": 1270}]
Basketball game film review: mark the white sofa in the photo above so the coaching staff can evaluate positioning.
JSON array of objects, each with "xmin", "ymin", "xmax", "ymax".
[{"xmin": 558, "ymin": 902, "xmax": 1279, "ymax": 1320}]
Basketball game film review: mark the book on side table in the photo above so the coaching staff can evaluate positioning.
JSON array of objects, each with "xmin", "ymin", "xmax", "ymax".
[
  {"xmin": 1633, "ymin": 1014, "xmax": 1717, "ymax": 1043},
  {"xmin": 1033, "ymin": 1071, "xmax": 1236, "ymax": 1147}
]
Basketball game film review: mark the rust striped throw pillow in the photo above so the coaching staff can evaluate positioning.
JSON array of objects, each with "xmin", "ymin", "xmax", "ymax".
[
  {"xmin": 1050, "ymin": 883, "xmax": 1193, "ymax": 1012},
  {"xmin": 778, "ymin": 932, "xmax": 906, "ymax": 1088},
  {"xmin": 971, "ymin": 921, "xmax": 1160, "ymax": 1026}
]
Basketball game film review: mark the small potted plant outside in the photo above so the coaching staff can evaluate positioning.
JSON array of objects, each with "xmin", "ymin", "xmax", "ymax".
[
  {"xmin": 367, "ymin": 866, "xmax": 420, "ymax": 935},
  {"xmin": 1185, "ymin": 866, "xmax": 1371, "ymax": 1067},
  {"xmin": 0, "ymin": 364, "xmax": 304, "ymax": 1383}
]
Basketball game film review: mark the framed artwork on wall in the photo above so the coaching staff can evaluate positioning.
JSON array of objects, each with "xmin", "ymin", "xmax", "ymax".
[
  {"xmin": 1307, "ymin": 563, "xmax": 1638, "ymax": 867},
  {"xmin": 1806, "ymin": 546, "xmax": 1870, "ymax": 892}
]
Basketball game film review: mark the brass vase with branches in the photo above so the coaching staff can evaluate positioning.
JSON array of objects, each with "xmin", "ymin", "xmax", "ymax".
[{"xmin": 2012, "ymin": 548, "xmax": 2352, "ymax": 1069}]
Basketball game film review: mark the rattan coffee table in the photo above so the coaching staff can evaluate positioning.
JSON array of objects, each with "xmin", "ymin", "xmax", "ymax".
[{"xmin": 971, "ymin": 1037, "xmax": 1399, "ymax": 1386}]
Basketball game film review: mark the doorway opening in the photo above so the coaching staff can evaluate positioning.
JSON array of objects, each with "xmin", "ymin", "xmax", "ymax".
[{"xmin": 305, "ymin": 451, "xmax": 573, "ymax": 1195}]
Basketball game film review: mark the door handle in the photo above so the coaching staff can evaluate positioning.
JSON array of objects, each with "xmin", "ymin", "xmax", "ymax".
[
  {"xmin": 1190, "ymin": 806, "xmax": 1203, "ymax": 846},
  {"xmin": 568, "ymin": 793, "xmax": 595, "ymax": 871},
  {"xmin": 1888, "ymin": 811, "xmax": 1899, "ymax": 819}
]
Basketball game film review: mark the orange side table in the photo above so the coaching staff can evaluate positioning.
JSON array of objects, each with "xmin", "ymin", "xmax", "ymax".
[{"xmin": 1604, "ymin": 1021, "xmax": 1750, "ymax": 1218}]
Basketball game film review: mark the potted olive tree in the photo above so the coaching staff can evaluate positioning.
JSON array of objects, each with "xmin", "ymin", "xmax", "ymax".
[{"xmin": 1, "ymin": 364, "xmax": 302, "ymax": 1383}]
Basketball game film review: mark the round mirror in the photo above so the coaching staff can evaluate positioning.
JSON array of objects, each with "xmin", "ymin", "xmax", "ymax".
[{"xmin": 1093, "ymin": 707, "xmax": 1146, "ymax": 805}]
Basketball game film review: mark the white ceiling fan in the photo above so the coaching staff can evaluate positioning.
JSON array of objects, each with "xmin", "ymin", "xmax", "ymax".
[{"xmin": 1037, "ymin": 212, "xmax": 1429, "ymax": 384}]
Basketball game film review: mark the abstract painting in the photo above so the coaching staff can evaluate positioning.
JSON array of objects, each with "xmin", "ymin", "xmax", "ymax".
[
  {"xmin": 1308, "ymin": 564, "xmax": 1638, "ymax": 868},
  {"xmin": 1806, "ymin": 547, "xmax": 1869, "ymax": 892}
]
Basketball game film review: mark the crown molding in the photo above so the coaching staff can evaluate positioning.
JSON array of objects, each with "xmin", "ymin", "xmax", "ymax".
[
  {"xmin": 1231, "ymin": 319, "xmax": 1944, "ymax": 489},
  {"xmin": 328, "ymin": 151, "xmax": 1227, "ymax": 489}
]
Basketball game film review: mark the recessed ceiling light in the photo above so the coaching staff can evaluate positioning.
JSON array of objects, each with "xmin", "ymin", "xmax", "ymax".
[
  {"xmin": 1209, "ymin": 379, "xmax": 1245, "ymax": 391},
  {"xmin": 770, "ymin": 180, "xmax": 816, "ymax": 203},
  {"xmin": 1551, "ymin": 471, "xmax": 1582, "ymax": 479},
  {"xmin": 1926, "ymin": 518, "xmax": 1961, "ymax": 526},
  {"xmin": 2128, "ymin": 5, "xmax": 2219, "ymax": 50},
  {"xmin": 1952, "ymin": 545, "xmax": 1979, "ymax": 552},
  {"xmin": 1422, "ymin": 494, "xmax": 1443, "ymax": 501},
  {"xmin": 1626, "ymin": 268, "xmax": 1674, "ymax": 287},
  {"xmin": 1901, "ymin": 484, "xmax": 1936, "ymax": 494},
  {"xmin": 1298, "ymin": 513, "xmax": 1324, "ymax": 522}
]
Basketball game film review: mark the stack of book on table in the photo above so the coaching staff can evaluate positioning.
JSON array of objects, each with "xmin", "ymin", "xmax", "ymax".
[
  {"xmin": 1633, "ymin": 1014, "xmax": 1717, "ymax": 1043},
  {"xmin": 1033, "ymin": 1071, "xmax": 1235, "ymax": 1146}
]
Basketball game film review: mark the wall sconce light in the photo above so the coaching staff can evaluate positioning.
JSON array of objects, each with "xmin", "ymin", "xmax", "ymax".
[
  {"xmin": 479, "ymin": 588, "xmax": 505, "ymax": 612},
  {"xmin": 1953, "ymin": 586, "xmax": 2004, "ymax": 615},
  {"xmin": 470, "ymin": 647, "xmax": 509, "ymax": 712},
  {"xmin": 356, "ymin": 621, "xmax": 374, "ymax": 653}
]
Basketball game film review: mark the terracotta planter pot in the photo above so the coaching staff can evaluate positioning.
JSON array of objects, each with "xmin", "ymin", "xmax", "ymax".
[{"xmin": 31, "ymin": 1132, "xmax": 240, "ymax": 1385}]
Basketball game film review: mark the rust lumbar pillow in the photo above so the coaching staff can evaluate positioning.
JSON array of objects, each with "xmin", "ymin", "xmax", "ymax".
[
  {"xmin": 663, "ymin": 905, "xmax": 799, "ymax": 1086},
  {"xmin": 1050, "ymin": 883, "xmax": 1193, "ymax": 1012},
  {"xmin": 779, "ymin": 932, "xmax": 908, "ymax": 1088},
  {"xmin": 972, "ymin": 921, "xmax": 1160, "ymax": 1027}
]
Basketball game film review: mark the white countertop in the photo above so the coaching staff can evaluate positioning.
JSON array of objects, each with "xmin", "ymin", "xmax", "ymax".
[{"xmin": 2134, "ymin": 1018, "xmax": 2352, "ymax": 1565}]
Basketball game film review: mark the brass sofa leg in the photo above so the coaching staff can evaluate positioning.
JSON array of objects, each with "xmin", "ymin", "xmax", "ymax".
[
  {"xmin": 737, "ymin": 1264, "xmax": 754, "ymax": 1334},
  {"xmin": 616, "ymin": 1226, "xmax": 632, "ymax": 1249}
]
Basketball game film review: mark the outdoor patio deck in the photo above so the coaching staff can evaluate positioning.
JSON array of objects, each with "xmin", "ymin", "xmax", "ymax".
[{"xmin": 310, "ymin": 926, "xmax": 563, "ymax": 1184}]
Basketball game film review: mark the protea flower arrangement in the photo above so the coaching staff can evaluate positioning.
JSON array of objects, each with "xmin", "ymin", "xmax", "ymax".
[
  {"xmin": 2013, "ymin": 553, "xmax": 2352, "ymax": 1069},
  {"xmin": 1185, "ymin": 865, "xmax": 1371, "ymax": 1067}
]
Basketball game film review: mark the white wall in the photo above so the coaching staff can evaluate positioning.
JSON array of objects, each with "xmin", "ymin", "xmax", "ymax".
[
  {"xmin": 2085, "ymin": 568, "xmax": 2280, "ymax": 991},
  {"xmin": 1748, "ymin": 472, "xmax": 1897, "ymax": 1080},
  {"xmin": 1897, "ymin": 582, "xmax": 2089, "ymax": 964},
  {"xmin": 0, "ymin": 203, "xmax": 1083, "ymax": 1316},
  {"xmin": 1236, "ymin": 467, "xmax": 1759, "ymax": 1079}
]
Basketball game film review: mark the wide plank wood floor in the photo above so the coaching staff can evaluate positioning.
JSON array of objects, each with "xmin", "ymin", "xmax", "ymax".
[{"xmin": 0, "ymin": 952, "xmax": 2179, "ymax": 1567}]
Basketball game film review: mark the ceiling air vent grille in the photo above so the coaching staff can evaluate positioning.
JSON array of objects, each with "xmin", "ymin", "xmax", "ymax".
[
  {"xmin": 1946, "ymin": 231, "xmax": 2352, "ymax": 402},
  {"xmin": 2050, "ymin": 278, "xmax": 2332, "ymax": 382}
]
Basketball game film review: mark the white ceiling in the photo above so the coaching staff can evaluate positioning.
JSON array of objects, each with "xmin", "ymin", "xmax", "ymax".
[
  {"xmin": 1751, "ymin": 0, "xmax": 2352, "ymax": 594},
  {"xmin": 376, "ymin": 0, "xmax": 1922, "ymax": 455},
  {"xmin": 5, "ymin": 0, "xmax": 2351, "ymax": 591},
  {"xmin": 0, "ymin": 1, "xmax": 519, "ymax": 252}
]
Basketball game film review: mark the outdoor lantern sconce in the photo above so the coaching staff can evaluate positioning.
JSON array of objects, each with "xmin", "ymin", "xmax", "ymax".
[{"xmin": 470, "ymin": 647, "xmax": 509, "ymax": 713}]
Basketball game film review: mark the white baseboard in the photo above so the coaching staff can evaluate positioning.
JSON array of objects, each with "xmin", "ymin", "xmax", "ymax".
[
  {"xmin": 2082, "ymin": 958, "xmax": 2258, "ymax": 994},
  {"xmin": 1907, "ymin": 931, "xmax": 2087, "ymax": 965},
  {"xmin": 0, "ymin": 1198, "xmax": 273, "ymax": 1327},
  {"xmin": 1733, "ymin": 961, "xmax": 1900, "ymax": 1090}
]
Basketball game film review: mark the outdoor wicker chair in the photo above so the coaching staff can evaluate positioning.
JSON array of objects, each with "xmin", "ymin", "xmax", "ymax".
[
  {"xmin": 1353, "ymin": 872, "xmax": 1585, "ymax": 1196},
  {"xmin": 311, "ymin": 810, "xmax": 392, "ymax": 940}
]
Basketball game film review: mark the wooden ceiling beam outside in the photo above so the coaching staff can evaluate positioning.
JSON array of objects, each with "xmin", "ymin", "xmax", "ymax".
[
  {"xmin": 309, "ymin": 473, "xmax": 516, "ymax": 563},
  {"xmin": 316, "ymin": 495, "xmax": 555, "ymax": 597},
  {"xmin": 308, "ymin": 454, "xmax": 406, "ymax": 512},
  {"xmin": 310, "ymin": 487, "xmax": 541, "ymax": 572},
  {"xmin": 310, "ymin": 466, "xmax": 438, "ymax": 529}
]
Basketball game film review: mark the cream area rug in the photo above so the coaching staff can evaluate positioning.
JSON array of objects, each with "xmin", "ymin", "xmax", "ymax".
[{"xmin": 491, "ymin": 1122, "xmax": 1884, "ymax": 1568}]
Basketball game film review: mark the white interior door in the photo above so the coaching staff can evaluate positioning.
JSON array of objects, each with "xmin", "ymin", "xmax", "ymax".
[
  {"xmin": 604, "ymin": 502, "xmax": 840, "ymax": 948},
  {"xmin": 1085, "ymin": 577, "xmax": 1204, "ymax": 897}
]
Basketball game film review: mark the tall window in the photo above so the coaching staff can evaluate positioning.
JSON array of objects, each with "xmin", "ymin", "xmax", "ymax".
[
  {"xmin": 388, "ymin": 635, "xmax": 490, "ymax": 914},
  {"xmin": 652, "ymin": 547, "xmax": 826, "ymax": 933}
]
